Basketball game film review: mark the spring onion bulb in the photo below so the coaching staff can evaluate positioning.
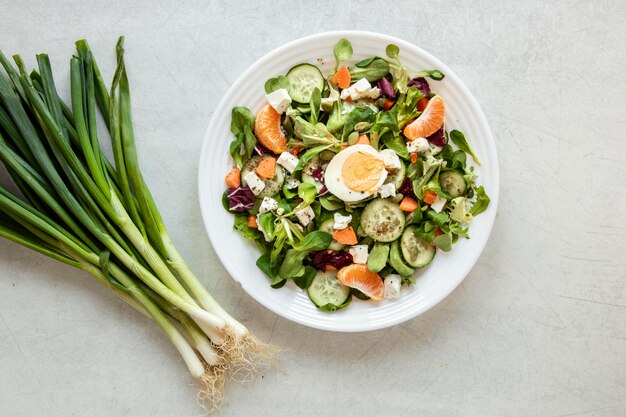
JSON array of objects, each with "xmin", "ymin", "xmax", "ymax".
[{"xmin": 0, "ymin": 37, "xmax": 276, "ymax": 412}]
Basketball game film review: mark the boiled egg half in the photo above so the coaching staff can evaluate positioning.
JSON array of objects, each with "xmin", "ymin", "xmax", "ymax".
[{"xmin": 324, "ymin": 145, "xmax": 388, "ymax": 202}]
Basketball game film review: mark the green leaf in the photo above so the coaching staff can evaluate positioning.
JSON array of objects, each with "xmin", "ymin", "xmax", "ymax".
[
  {"xmin": 333, "ymin": 38, "xmax": 353, "ymax": 71},
  {"xmin": 450, "ymin": 130, "xmax": 481, "ymax": 165},
  {"xmin": 233, "ymin": 214, "xmax": 263, "ymax": 240},
  {"xmin": 383, "ymin": 134, "xmax": 409, "ymax": 160},
  {"xmin": 256, "ymin": 253, "xmax": 279, "ymax": 278},
  {"xmin": 427, "ymin": 210, "xmax": 449, "ymax": 227},
  {"xmin": 469, "ymin": 186, "xmax": 490, "ymax": 216},
  {"xmin": 394, "ymin": 86, "xmax": 424, "ymax": 127},
  {"xmin": 413, "ymin": 69, "xmax": 445, "ymax": 81},
  {"xmin": 319, "ymin": 195, "xmax": 344, "ymax": 211},
  {"xmin": 295, "ymin": 145, "xmax": 331, "ymax": 171},
  {"xmin": 309, "ymin": 87, "xmax": 321, "ymax": 125},
  {"xmin": 294, "ymin": 230, "xmax": 331, "ymax": 251},
  {"xmin": 293, "ymin": 265, "xmax": 316, "ymax": 289},
  {"xmin": 270, "ymin": 276, "xmax": 287, "ymax": 288},
  {"xmin": 283, "ymin": 184, "xmax": 298, "ymax": 199},
  {"xmin": 264, "ymin": 75, "xmax": 290, "ymax": 94},
  {"xmin": 349, "ymin": 57, "xmax": 390, "ymax": 82},
  {"xmin": 230, "ymin": 107, "xmax": 257, "ymax": 168},
  {"xmin": 257, "ymin": 212, "xmax": 275, "ymax": 238},
  {"xmin": 432, "ymin": 233, "xmax": 452, "ymax": 252},
  {"xmin": 297, "ymin": 182, "xmax": 317, "ymax": 208},
  {"xmin": 278, "ymin": 248, "xmax": 307, "ymax": 279},
  {"xmin": 386, "ymin": 44, "xmax": 400, "ymax": 60}
]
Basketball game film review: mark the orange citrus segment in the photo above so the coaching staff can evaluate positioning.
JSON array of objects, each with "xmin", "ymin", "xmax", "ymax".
[
  {"xmin": 403, "ymin": 95, "xmax": 445, "ymax": 140},
  {"xmin": 254, "ymin": 103, "xmax": 287, "ymax": 154},
  {"xmin": 255, "ymin": 157, "xmax": 276, "ymax": 179},
  {"xmin": 337, "ymin": 264, "xmax": 384, "ymax": 300}
]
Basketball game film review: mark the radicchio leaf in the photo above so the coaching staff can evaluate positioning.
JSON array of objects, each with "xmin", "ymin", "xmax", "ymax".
[
  {"xmin": 376, "ymin": 77, "xmax": 396, "ymax": 99},
  {"xmin": 426, "ymin": 126, "xmax": 446, "ymax": 147},
  {"xmin": 308, "ymin": 250, "xmax": 353, "ymax": 271},
  {"xmin": 226, "ymin": 187, "xmax": 256, "ymax": 212},
  {"xmin": 398, "ymin": 177, "xmax": 415, "ymax": 199},
  {"xmin": 310, "ymin": 166, "xmax": 325, "ymax": 184},
  {"xmin": 407, "ymin": 77, "xmax": 430, "ymax": 97}
]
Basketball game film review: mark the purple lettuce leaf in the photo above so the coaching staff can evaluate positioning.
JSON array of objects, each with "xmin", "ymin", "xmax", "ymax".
[
  {"xmin": 308, "ymin": 250, "xmax": 353, "ymax": 271},
  {"xmin": 407, "ymin": 77, "xmax": 430, "ymax": 97},
  {"xmin": 398, "ymin": 177, "xmax": 416, "ymax": 199},
  {"xmin": 426, "ymin": 126, "xmax": 446, "ymax": 147},
  {"xmin": 226, "ymin": 187, "xmax": 256, "ymax": 212},
  {"xmin": 376, "ymin": 77, "xmax": 396, "ymax": 100}
]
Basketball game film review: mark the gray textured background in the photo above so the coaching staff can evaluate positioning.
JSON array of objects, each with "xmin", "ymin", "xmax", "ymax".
[{"xmin": 1, "ymin": 1, "xmax": 625, "ymax": 416}]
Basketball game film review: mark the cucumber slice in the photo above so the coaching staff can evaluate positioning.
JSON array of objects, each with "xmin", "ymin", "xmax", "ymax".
[
  {"xmin": 318, "ymin": 218, "xmax": 345, "ymax": 251},
  {"xmin": 240, "ymin": 155, "xmax": 285, "ymax": 197},
  {"xmin": 439, "ymin": 170, "xmax": 466, "ymax": 198},
  {"xmin": 400, "ymin": 225, "xmax": 436, "ymax": 268},
  {"xmin": 302, "ymin": 154, "xmax": 326, "ymax": 192},
  {"xmin": 307, "ymin": 270, "xmax": 350, "ymax": 309},
  {"xmin": 384, "ymin": 161, "xmax": 406, "ymax": 190},
  {"xmin": 389, "ymin": 240, "xmax": 415, "ymax": 277},
  {"xmin": 360, "ymin": 199, "xmax": 406, "ymax": 242},
  {"xmin": 286, "ymin": 64, "xmax": 325, "ymax": 104},
  {"xmin": 367, "ymin": 243, "xmax": 390, "ymax": 273}
]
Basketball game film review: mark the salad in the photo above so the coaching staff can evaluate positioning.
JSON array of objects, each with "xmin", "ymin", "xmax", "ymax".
[{"xmin": 222, "ymin": 39, "xmax": 490, "ymax": 312}]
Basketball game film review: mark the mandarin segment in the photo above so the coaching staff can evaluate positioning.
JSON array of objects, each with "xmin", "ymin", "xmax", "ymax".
[
  {"xmin": 337, "ymin": 264, "xmax": 385, "ymax": 300},
  {"xmin": 403, "ymin": 95, "xmax": 445, "ymax": 140},
  {"xmin": 254, "ymin": 103, "xmax": 288, "ymax": 154}
]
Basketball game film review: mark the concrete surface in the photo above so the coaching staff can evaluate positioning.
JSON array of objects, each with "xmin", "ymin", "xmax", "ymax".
[{"xmin": 1, "ymin": 1, "xmax": 625, "ymax": 416}]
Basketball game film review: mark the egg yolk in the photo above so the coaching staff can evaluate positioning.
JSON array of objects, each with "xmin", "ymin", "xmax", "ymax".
[{"xmin": 341, "ymin": 151, "xmax": 385, "ymax": 192}]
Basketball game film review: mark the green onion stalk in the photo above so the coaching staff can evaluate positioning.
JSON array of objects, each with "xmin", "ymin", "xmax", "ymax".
[{"xmin": 0, "ymin": 37, "xmax": 275, "ymax": 411}]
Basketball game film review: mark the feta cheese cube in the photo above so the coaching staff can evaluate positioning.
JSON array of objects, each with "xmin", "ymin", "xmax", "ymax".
[
  {"xmin": 348, "ymin": 245, "xmax": 369, "ymax": 264},
  {"xmin": 350, "ymin": 78, "xmax": 371, "ymax": 100},
  {"xmin": 295, "ymin": 206, "xmax": 315, "ymax": 226},
  {"xmin": 285, "ymin": 176, "xmax": 301, "ymax": 190},
  {"xmin": 407, "ymin": 137, "xmax": 430, "ymax": 154},
  {"xmin": 265, "ymin": 88, "xmax": 292, "ymax": 114},
  {"xmin": 333, "ymin": 213, "xmax": 352, "ymax": 230},
  {"xmin": 259, "ymin": 197, "xmax": 278, "ymax": 214},
  {"xmin": 430, "ymin": 195, "xmax": 447, "ymax": 212},
  {"xmin": 276, "ymin": 152, "xmax": 299, "ymax": 174},
  {"xmin": 379, "ymin": 149, "xmax": 401, "ymax": 171},
  {"xmin": 384, "ymin": 274, "xmax": 402, "ymax": 299},
  {"xmin": 378, "ymin": 183, "xmax": 396, "ymax": 199},
  {"xmin": 243, "ymin": 171, "xmax": 266, "ymax": 195}
]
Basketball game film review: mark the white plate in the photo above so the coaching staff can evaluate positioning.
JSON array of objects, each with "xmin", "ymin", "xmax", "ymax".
[{"xmin": 198, "ymin": 31, "xmax": 499, "ymax": 332}]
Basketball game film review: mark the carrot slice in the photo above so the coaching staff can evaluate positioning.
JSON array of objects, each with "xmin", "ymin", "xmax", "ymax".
[
  {"xmin": 255, "ymin": 157, "xmax": 276, "ymax": 179},
  {"xmin": 399, "ymin": 196, "xmax": 419, "ymax": 212},
  {"xmin": 332, "ymin": 66, "xmax": 351, "ymax": 89},
  {"xmin": 410, "ymin": 152, "xmax": 418, "ymax": 164},
  {"xmin": 332, "ymin": 226, "xmax": 358, "ymax": 245},
  {"xmin": 354, "ymin": 134, "xmax": 370, "ymax": 146},
  {"xmin": 225, "ymin": 167, "xmax": 241, "ymax": 188},
  {"xmin": 417, "ymin": 97, "xmax": 429, "ymax": 112},
  {"xmin": 384, "ymin": 99, "xmax": 395, "ymax": 110},
  {"xmin": 291, "ymin": 146, "xmax": 302, "ymax": 155},
  {"xmin": 247, "ymin": 215, "xmax": 258, "ymax": 228},
  {"xmin": 423, "ymin": 191, "xmax": 437, "ymax": 205}
]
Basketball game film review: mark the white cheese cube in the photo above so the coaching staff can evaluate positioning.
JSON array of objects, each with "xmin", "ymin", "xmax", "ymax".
[
  {"xmin": 379, "ymin": 149, "xmax": 401, "ymax": 171},
  {"xmin": 340, "ymin": 88, "xmax": 350, "ymax": 100},
  {"xmin": 333, "ymin": 213, "xmax": 352, "ymax": 230},
  {"xmin": 378, "ymin": 183, "xmax": 396, "ymax": 199},
  {"xmin": 259, "ymin": 197, "xmax": 278, "ymax": 214},
  {"xmin": 285, "ymin": 176, "xmax": 301, "ymax": 190},
  {"xmin": 348, "ymin": 245, "xmax": 369, "ymax": 264},
  {"xmin": 430, "ymin": 195, "xmax": 447, "ymax": 212},
  {"xmin": 384, "ymin": 274, "xmax": 401, "ymax": 299},
  {"xmin": 364, "ymin": 86, "xmax": 381, "ymax": 99},
  {"xmin": 276, "ymin": 152, "xmax": 299, "ymax": 174},
  {"xmin": 295, "ymin": 205, "xmax": 315, "ymax": 226},
  {"xmin": 265, "ymin": 88, "xmax": 292, "ymax": 114},
  {"xmin": 407, "ymin": 137, "xmax": 430, "ymax": 154},
  {"xmin": 350, "ymin": 78, "xmax": 372, "ymax": 100},
  {"xmin": 243, "ymin": 171, "xmax": 266, "ymax": 195}
]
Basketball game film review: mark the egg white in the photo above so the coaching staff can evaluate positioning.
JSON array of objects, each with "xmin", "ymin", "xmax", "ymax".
[{"xmin": 324, "ymin": 145, "xmax": 388, "ymax": 202}]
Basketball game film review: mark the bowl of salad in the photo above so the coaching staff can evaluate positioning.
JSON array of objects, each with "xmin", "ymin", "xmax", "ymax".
[{"xmin": 199, "ymin": 31, "xmax": 498, "ymax": 332}]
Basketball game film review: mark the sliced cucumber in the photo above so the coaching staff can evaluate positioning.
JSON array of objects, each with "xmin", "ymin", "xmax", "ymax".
[
  {"xmin": 360, "ymin": 199, "xmax": 406, "ymax": 242},
  {"xmin": 286, "ymin": 64, "xmax": 325, "ymax": 104},
  {"xmin": 400, "ymin": 225, "xmax": 436, "ymax": 268},
  {"xmin": 307, "ymin": 270, "xmax": 350, "ymax": 309},
  {"xmin": 384, "ymin": 161, "xmax": 406, "ymax": 190},
  {"xmin": 367, "ymin": 243, "xmax": 390, "ymax": 273},
  {"xmin": 389, "ymin": 240, "xmax": 415, "ymax": 277},
  {"xmin": 302, "ymin": 154, "xmax": 326, "ymax": 192},
  {"xmin": 439, "ymin": 170, "xmax": 466, "ymax": 198},
  {"xmin": 318, "ymin": 218, "xmax": 345, "ymax": 251},
  {"xmin": 241, "ymin": 155, "xmax": 286, "ymax": 197}
]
